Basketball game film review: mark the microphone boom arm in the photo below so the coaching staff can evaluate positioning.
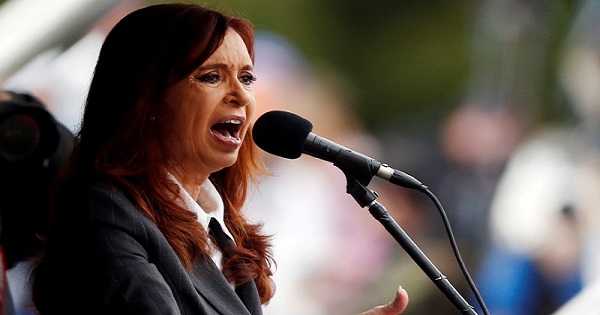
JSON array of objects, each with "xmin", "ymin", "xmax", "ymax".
[{"xmin": 346, "ymin": 179, "xmax": 478, "ymax": 314}]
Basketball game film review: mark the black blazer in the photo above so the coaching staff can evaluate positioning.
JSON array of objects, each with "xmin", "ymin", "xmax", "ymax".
[{"xmin": 36, "ymin": 185, "xmax": 262, "ymax": 315}]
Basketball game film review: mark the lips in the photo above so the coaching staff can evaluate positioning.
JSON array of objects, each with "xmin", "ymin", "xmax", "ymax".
[{"xmin": 210, "ymin": 116, "xmax": 245, "ymax": 146}]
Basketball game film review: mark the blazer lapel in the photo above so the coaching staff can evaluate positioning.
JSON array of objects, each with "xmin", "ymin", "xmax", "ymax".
[
  {"xmin": 236, "ymin": 280, "xmax": 263, "ymax": 315},
  {"xmin": 191, "ymin": 257, "xmax": 252, "ymax": 315},
  {"xmin": 207, "ymin": 219, "xmax": 263, "ymax": 315}
]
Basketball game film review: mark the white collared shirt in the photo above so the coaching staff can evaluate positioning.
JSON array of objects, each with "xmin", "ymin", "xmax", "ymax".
[{"xmin": 168, "ymin": 173, "xmax": 235, "ymax": 270}]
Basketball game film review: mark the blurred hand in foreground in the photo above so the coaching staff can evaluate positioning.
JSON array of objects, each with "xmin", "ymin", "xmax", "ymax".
[{"xmin": 359, "ymin": 287, "xmax": 409, "ymax": 315}]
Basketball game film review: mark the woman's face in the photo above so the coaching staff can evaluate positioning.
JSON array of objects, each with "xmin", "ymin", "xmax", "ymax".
[{"xmin": 164, "ymin": 28, "xmax": 256, "ymax": 180}]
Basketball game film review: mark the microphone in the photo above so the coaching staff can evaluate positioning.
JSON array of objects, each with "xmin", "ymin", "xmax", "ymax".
[{"xmin": 252, "ymin": 110, "xmax": 426, "ymax": 191}]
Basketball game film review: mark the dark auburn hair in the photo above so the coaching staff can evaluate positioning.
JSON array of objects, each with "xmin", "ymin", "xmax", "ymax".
[{"xmin": 35, "ymin": 2, "xmax": 274, "ymax": 304}]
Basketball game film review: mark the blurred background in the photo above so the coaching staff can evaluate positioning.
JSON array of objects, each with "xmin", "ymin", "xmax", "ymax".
[{"xmin": 2, "ymin": 0, "xmax": 599, "ymax": 314}]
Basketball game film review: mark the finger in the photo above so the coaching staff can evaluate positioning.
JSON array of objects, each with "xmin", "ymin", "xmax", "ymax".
[
  {"xmin": 379, "ymin": 286, "xmax": 409, "ymax": 314},
  {"xmin": 359, "ymin": 286, "xmax": 409, "ymax": 315}
]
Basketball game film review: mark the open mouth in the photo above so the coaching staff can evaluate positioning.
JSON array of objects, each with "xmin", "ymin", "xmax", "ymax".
[{"xmin": 211, "ymin": 118, "xmax": 243, "ymax": 144}]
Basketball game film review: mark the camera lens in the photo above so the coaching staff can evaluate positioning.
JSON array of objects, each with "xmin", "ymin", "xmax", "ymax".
[{"xmin": 0, "ymin": 114, "xmax": 41, "ymax": 162}]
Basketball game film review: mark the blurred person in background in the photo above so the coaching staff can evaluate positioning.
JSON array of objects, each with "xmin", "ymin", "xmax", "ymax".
[
  {"xmin": 374, "ymin": 1, "xmax": 558, "ymax": 314},
  {"xmin": 438, "ymin": 104, "xmax": 525, "ymax": 268},
  {"xmin": 475, "ymin": 0, "xmax": 600, "ymax": 314},
  {"xmin": 435, "ymin": 0, "xmax": 551, "ymax": 271}
]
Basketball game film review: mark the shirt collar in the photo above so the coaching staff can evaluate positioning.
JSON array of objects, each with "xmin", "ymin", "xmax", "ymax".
[{"xmin": 167, "ymin": 173, "xmax": 234, "ymax": 241}]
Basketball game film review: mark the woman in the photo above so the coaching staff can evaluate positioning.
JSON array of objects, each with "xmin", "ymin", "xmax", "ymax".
[{"xmin": 30, "ymin": 3, "xmax": 408, "ymax": 314}]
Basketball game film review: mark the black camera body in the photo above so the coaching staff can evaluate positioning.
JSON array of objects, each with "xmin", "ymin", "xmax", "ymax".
[{"xmin": 0, "ymin": 91, "xmax": 74, "ymax": 268}]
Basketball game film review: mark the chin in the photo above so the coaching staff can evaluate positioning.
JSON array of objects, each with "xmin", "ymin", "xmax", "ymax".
[{"xmin": 220, "ymin": 153, "xmax": 240, "ymax": 168}]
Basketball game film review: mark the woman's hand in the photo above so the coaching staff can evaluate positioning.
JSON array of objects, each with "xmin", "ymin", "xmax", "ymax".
[{"xmin": 358, "ymin": 286, "xmax": 409, "ymax": 315}]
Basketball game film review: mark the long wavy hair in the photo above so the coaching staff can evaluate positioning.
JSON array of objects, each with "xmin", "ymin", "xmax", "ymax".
[{"xmin": 35, "ymin": 3, "xmax": 274, "ymax": 304}]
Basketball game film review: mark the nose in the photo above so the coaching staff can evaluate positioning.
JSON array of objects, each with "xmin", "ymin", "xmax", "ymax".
[{"xmin": 225, "ymin": 80, "xmax": 253, "ymax": 107}]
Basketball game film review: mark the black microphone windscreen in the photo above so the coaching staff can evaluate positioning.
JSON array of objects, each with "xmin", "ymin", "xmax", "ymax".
[{"xmin": 252, "ymin": 110, "xmax": 313, "ymax": 159}]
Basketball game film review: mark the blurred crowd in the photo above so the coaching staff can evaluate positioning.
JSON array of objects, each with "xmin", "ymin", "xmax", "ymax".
[{"xmin": 2, "ymin": 0, "xmax": 600, "ymax": 314}]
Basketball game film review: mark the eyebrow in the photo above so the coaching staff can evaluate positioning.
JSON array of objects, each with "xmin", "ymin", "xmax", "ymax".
[{"xmin": 198, "ymin": 62, "xmax": 254, "ymax": 71}]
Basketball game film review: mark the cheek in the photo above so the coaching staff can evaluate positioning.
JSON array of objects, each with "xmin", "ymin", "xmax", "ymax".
[
  {"xmin": 160, "ymin": 106, "xmax": 202, "ymax": 145},
  {"xmin": 171, "ymin": 94, "xmax": 214, "ymax": 131}
]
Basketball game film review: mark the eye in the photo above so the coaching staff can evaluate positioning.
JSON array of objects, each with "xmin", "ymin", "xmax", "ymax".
[
  {"xmin": 197, "ymin": 72, "xmax": 220, "ymax": 84},
  {"xmin": 239, "ymin": 73, "xmax": 257, "ymax": 86}
]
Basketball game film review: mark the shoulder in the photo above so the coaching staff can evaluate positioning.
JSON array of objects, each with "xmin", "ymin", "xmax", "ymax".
[
  {"xmin": 74, "ymin": 184, "xmax": 134, "ymax": 211},
  {"xmin": 50, "ymin": 183, "xmax": 169, "ymax": 259},
  {"xmin": 58, "ymin": 184, "xmax": 152, "ymax": 229}
]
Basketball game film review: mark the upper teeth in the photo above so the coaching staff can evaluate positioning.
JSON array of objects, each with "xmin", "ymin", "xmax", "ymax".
[{"xmin": 223, "ymin": 119, "xmax": 241, "ymax": 124}]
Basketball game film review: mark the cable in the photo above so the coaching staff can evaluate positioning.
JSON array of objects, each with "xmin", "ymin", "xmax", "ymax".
[{"xmin": 422, "ymin": 187, "xmax": 490, "ymax": 315}]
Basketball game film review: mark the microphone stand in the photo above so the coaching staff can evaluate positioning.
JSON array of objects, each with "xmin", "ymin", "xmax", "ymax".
[{"xmin": 345, "ymin": 178, "xmax": 478, "ymax": 315}]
